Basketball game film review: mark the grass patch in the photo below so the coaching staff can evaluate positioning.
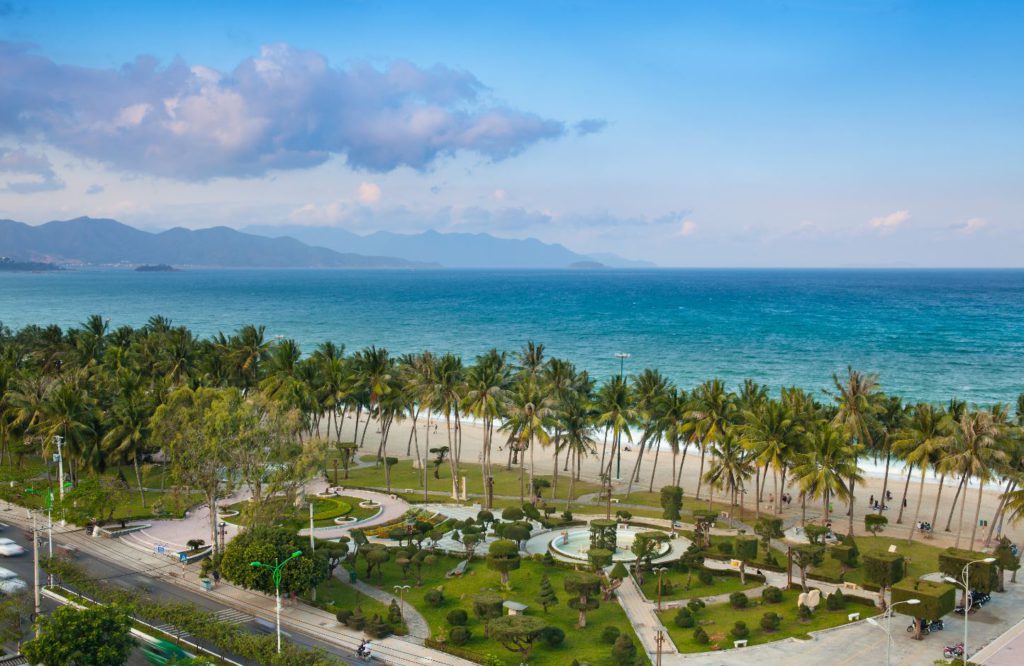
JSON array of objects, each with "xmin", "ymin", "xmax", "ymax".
[
  {"xmin": 659, "ymin": 588, "xmax": 872, "ymax": 652},
  {"xmin": 639, "ymin": 570, "xmax": 760, "ymax": 602},
  {"xmin": 355, "ymin": 550, "xmax": 648, "ymax": 666},
  {"xmin": 222, "ymin": 495, "xmax": 379, "ymax": 530},
  {"xmin": 305, "ymin": 576, "xmax": 394, "ymax": 625},
  {"xmin": 809, "ymin": 536, "xmax": 948, "ymax": 586}
]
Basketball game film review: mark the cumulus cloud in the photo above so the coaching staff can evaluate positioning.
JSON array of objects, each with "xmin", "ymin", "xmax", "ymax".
[
  {"xmin": 574, "ymin": 118, "xmax": 608, "ymax": 136},
  {"xmin": 0, "ymin": 146, "xmax": 64, "ymax": 193},
  {"xmin": 869, "ymin": 209, "xmax": 910, "ymax": 234},
  {"xmin": 358, "ymin": 182, "xmax": 381, "ymax": 204},
  {"xmin": 0, "ymin": 42, "xmax": 567, "ymax": 180}
]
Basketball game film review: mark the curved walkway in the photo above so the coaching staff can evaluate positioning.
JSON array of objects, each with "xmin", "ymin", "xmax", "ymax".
[{"xmin": 332, "ymin": 568, "xmax": 431, "ymax": 641}]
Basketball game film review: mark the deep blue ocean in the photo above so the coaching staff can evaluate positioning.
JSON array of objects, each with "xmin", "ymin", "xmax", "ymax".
[{"xmin": 1, "ymin": 268, "xmax": 1022, "ymax": 406}]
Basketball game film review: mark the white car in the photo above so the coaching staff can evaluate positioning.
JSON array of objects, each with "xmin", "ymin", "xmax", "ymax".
[
  {"xmin": 0, "ymin": 566, "xmax": 27, "ymax": 595},
  {"xmin": 0, "ymin": 538, "xmax": 25, "ymax": 556}
]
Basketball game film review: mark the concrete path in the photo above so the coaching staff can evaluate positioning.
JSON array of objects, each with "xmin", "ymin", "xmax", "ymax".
[{"xmin": 332, "ymin": 568, "xmax": 431, "ymax": 641}]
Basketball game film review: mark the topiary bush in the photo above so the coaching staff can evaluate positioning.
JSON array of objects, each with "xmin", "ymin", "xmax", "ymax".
[
  {"xmin": 693, "ymin": 627, "xmax": 709, "ymax": 645},
  {"xmin": 348, "ymin": 607, "xmax": 366, "ymax": 630},
  {"xmin": 448, "ymin": 626, "xmax": 472, "ymax": 646},
  {"xmin": 424, "ymin": 589, "xmax": 445, "ymax": 607},
  {"xmin": 730, "ymin": 621, "xmax": 750, "ymax": 639},
  {"xmin": 366, "ymin": 614, "xmax": 392, "ymax": 638},
  {"xmin": 674, "ymin": 607, "xmax": 694, "ymax": 628},
  {"xmin": 798, "ymin": 603, "xmax": 812, "ymax": 621},
  {"xmin": 601, "ymin": 625, "xmax": 621, "ymax": 644},
  {"xmin": 717, "ymin": 541, "xmax": 734, "ymax": 555},
  {"xmin": 729, "ymin": 591, "xmax": 749, "ymax": 609},
  {"xmin": 826, "ymin": 589, "xmax": 846, "ymax": 611},
  {"xmin": 697, "ymin": 569, "xmax": 713, "ymax": 586},
  {"xmin": 761, "ymin": 586, "xmax": 783, "ymax": 603},
  {"xmin": 540, "ymin": 626, "xmax": 565, "ymax": 647},
  {"xmin": 335, "ymin": 609, "xmax": 352, "ymax": 625},
  {"xmin": 611, "ymin": 634, "xmax": 637, "ymax": 666},
  {"xmin": 686, "ymin": 598, "xmax": 706, "ymax": 613},
  {"xmin": 760, "ymin": 611, "xmax": 781, "ymax": 632},
  {"xmin": 447, "ymin": 609, "xmax": 468, "ymax": 626}
]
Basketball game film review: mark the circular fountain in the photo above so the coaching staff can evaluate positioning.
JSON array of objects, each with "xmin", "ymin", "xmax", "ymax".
[{"xmin": 549, "ymin": 525, "xmax": 673, "ymax": 563}]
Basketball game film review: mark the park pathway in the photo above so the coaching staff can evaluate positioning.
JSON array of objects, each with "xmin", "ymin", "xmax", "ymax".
[{"xmin": 332, "ymin": 568, "xmax": 432, "ymax": 641}]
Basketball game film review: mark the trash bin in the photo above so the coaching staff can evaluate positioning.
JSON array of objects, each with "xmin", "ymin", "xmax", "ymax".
[
  {"xmin": 349, "ymin": 570, "xmax": 357, "ymax": 584},
  {"xmin": 200, "ymin": 578, "xmax": 213, "ymax": 591}
]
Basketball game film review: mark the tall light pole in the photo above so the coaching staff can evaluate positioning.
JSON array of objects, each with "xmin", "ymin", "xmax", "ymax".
[
  {"xmin": 944, "ymin": 556, "xmax": 996, "ymax": 665},
  {"xmin": 613, "ymin": 352, "xmax": 630, "ymax": 480},
  {"xmin": 393, "ymin": 584, "xmax": 411, "ymax": 622},
  {"xmin": 654, "ymin": 566, "xmax": 669, "ymax": 610},
  {"xmin": 251, "ymin": 550, "xmax": 303, "ymax": 653},
  {"xmin": 867, "ymin": 598, "xmax": 920, "ymax": 666}
]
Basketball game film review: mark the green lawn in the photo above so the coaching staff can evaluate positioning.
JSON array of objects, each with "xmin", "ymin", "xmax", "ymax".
[
  {"xmin": 221, "ymin": 495, "xmax": 379, "ymax": 529},
  {"xmin": 639, "ymin": 569, "xmax": 760, "ymax": 602},
  {"xmin": 809, "ymin": 536, "xmax": 948, "ymax": 586},
  {"xmin": 354, "ymin": 551, "xmax": 649, "ymax": 666},
  {"xmin": 658, "ymin": 588, "xmax": 874, "ymax": 652},
  {"xmin": 333, "ymin": 455, "xmax": 603, "ymax": 505},
  {"xmin": 305, "ymin": 576, "xmax": 395, "ymax": 627}
]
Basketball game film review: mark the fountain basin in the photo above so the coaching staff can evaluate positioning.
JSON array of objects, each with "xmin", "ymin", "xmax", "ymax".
[{"xmin": 550, "ymin": 526, "xmax": 672, "ymax": 563}]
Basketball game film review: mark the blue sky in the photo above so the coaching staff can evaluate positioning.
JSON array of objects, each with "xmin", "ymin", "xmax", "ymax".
[{"xmin": 1, "ymin": 0, "xmax": 1021, "ymax": 266}]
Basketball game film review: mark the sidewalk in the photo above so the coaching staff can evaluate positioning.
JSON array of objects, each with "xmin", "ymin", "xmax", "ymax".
[{"xmin": 1, "ymin": 502, "xmax": 472, "ymax": 666}]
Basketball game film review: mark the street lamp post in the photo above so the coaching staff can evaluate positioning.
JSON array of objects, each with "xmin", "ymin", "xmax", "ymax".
[
  {"xmin": 218, "ymin": 521, "xmax": 227, "ymax": 554},
  {"xmin": 868, "ymin": 598, "xmax": 920, "ymax": 666},
  {"xmin": 613, "ymin": 352, "xmax": 630, "ymax": 480},
  {"xmin": 944, "ymin": 556, "xmax": 996, "ymax": 665},
  {"xmin": 250, "ymin": 550, "xmax": 303, "ymax": 653},
  {"xmin": 654, "ymin": 567, "xmax": 669, "ymax": 610},
  {"xmin": 393, "ymin": 584, "xmax": 411, "ymax": 621}
]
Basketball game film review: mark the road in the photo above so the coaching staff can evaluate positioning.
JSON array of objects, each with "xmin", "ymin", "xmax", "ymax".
[{"xmin": 0, "ymin": 519, "xmax": 363, "ymax": 665}]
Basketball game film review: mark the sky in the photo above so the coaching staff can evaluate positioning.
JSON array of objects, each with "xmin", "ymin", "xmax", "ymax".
[{"xmin": 1, "ymin": 0, "xmax": 1022, "ymax": 267}]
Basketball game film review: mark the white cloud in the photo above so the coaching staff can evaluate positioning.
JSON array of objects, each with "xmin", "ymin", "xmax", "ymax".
[
  {"xmin": 677, "ymin": 220, "xmax": 698, "ymax": 237},
  {"xmin": 956, "ymin": 217, "xmax": 989, "ymax": 235},
  {"xmin": 358, "ymin": 182, "xmax": 381, "ymax": 204},
  {"xmin": 869, "ymin": 209, "xmax": 910, "ymax": 234}
]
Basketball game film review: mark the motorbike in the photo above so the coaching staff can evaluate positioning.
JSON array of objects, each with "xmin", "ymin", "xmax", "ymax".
[
  {"xmin": 907, "ymin": 619, "xmax": 944, "ymax": 634},
  {"xmin": 943, "ymin": 643, "xmax": 965, "ymax": 659}
]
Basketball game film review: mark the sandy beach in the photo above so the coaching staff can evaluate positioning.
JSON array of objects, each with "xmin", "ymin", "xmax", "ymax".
[{"xmin": 331, "ymin": 411, "xmax": 1023, "ymax": 549}]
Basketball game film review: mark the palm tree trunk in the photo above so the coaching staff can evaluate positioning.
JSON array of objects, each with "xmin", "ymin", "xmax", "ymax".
[
  {"xmin": 930, "ymin": 471, "xmax": 946, "ymax": 526},
  {"xmin": 945, "ymin": 474, "xmax": 966, "ymax": 532},
  {"xmin": 778, "ymin": 468, "xmax": 788, "ymax": 515},
  {"xmin": 552, "ymin": 436, "xmax": 561, "ymax": 505},
  {"xmin": 423, "ymin": 411, "xmax": 431, "ymax": 502},
  {"xmin": 954, "ymin": 472, "xmax": 970, "ymax": 549},
  {"xmin": 968, "ymin": 479, "xmax": 985, "ymax": 550},
  {"xmin": 675, "ymin": 445, "xmax": 689, "ymax": 487},
  {"xmin": 896, "ymin": 468, "xmax": 913, "ymax": 524},
  {"xmin": 133, "ymin": 457, "xmax": 146, "ymax": 508},
  {"xmin": 801, "ymin": 491, "xmax": 807, "ymax": 526},
  {"xmin": 759, "ymin": 465, "xmax": 769, "ymax": 503},
  {"xmin": 984, "ymin": 479, "xmax": 1014, "ymax": 547},
  {"xmin": 567, "ymin": 448, "xmax": 576, "ymax": 511},
  {"xmin": 907, "ymin": 466, "xmax": 927, "ymax": 543},
  {"xmin": 695, "ymin": 437, "xmax": 707, "ymax": 500},
  {"xmin": 846, "ymin": 471, "xmax": 856, "ymax": 536},
  {"xmin": 599, "ymin": 426, "xmax": 609, "ymax": 474},
  {"xmin": 648, "ymin": 436, "xmax": 662, "ymax": 492},
  {"xmin": 528, "ymin": 431, "xmax": 536, "ymax": 505},
  {"xmin": 878, "ymin": 448, "xmax": 892, "ymax": 515},
  {"xmin": 625, "ymin": 433, "xmax": 646, "ymax": 497},
  {"xmin": 352, "ymin": 405, "xmax": 362, "ymax": 447},
  {"xmin": 754, "ymin": 465, "xmax": 761, "ymax": 521}
]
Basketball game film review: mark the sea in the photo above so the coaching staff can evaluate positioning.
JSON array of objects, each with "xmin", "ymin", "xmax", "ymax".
[{"xmin": 2, "ymin": 268, "xmax": 1023, "ymax": 407}]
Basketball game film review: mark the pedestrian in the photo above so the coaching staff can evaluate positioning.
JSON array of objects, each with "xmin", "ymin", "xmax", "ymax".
[
  {"xmin": 869, "ymin": 494, "xmax": 875, "ymax": 506},
  {"xmin": 903, "ymin": 497, "xmax": 908, "ymax": 508}
]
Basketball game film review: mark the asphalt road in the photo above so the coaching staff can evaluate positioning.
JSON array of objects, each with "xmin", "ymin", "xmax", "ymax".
[{"xmin": 0, "ymin": 520, "xmax": 362, "ymax": 665}]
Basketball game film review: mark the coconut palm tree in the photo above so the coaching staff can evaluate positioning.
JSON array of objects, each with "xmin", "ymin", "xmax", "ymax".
[
  {"xmin": 594, "ymin": 375, "xmax": 635, "ymax": 497},
  {"xmin": 874, "ymin": 395, "xmax": 907, "ymax": 516},
  {"xmin": 463, "ymin": 349, "xmax": 512, "ymax": 508},
  {"xmin": 685, "ymin": 379, "xmax": 733, "ymax": 501},
  {"xmin": 559, "ymin": 393, "xmax": 596, "ymax": 510},
  {"xmin": 433, "ymin": 353, "xmax": 465, "ymax": 499},
  {"xmin": 625, "ymin": 368, "xmax": 670, "ymax": 497},
  {"xmin": 892, "ymin": 403, "xmax": 953, "ymax": 542},
  {"xmin": 738, "ymin": 398, "xmax": 801, "ymax": 520},
  {"xmin": 656, "ymin": 386, "xmax": 690, "ymax": 489},
  {"xmin": 702, "ymin": 426, "xmax": 755, "ymax": 517},
  {"xmin": 101, "ymin": 374, "xmax": 152, "ymax": 505},
  {"xmin": 830, "ymin": 367, "xmax": 881, "ymax": 535},
  {"xmin": 501, "ymin": 377, "xmax": 553, "ymax": 504},
  {"xmin": 791, "ymin": 423, "xmax": 860, "ymax": 525},
  {"xmin": 948, "ymin": 409, "xmax": 1004, "ymax": 550}
]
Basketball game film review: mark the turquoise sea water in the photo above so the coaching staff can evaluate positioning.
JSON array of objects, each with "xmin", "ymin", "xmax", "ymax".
[{"xmin": 1, "ymin": 268, "xmax": 1022, "ymax": 405}]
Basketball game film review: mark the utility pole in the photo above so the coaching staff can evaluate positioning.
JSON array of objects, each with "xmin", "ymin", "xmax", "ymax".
[
  {"xmin": 655, "ymin": 630, "xmax": 665, "ymax": 666},
  {"xmin": 32, "ymin": 512, "xmax": 41, "ymax": 637}
]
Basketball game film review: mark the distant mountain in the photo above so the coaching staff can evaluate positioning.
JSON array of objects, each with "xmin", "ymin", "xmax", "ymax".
[
  {"xmin": 0, "ymin": 217, "xmax": 430, "ymax": 269},
  {"xmin": 243, "ymin": 224, "xmax": 653, "ymax": 269},
  {"xmin": 585, "ymin": 252, "xmax": 657, "ymax": 269}
]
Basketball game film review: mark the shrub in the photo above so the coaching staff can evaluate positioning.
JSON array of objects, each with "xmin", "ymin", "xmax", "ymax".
[
  {"xmin": 562, "ymin": 510, "xmax": 573, "ymax": 521},
  {"xmin": 761, "ymin": 586, "xmax": 783, "ymax": 603},
  {"xmin": 366, "ymin": 614, "xmax": 392, "ymax": 638},
  {"xmin": 473, "ymin": 593, "xmax": 505, "ymax": 621},
  {"xmin": 601, "ymin": 625, "xmax": 621, "ymax": 644},
  {"xmin": 501, "ymin": 507, "xmax": 524, "ymax": 522},
  {"xmin": 798, "ymin": 604, "xmax": 812, "ymax": 621},
  {"xmin": 348, "ymin": 607, "xmax": 366, "ymax": 630},
  {"xmin": 760, "ymin": 611, "xmax": 781, "ymax": 632},
  {"xmin": 611, "ymin": 634, "xmax": 637, "ymax": 666},
  {"xmin": 540, "ymin": 626, "xmax": 565, "ymax": 647},
  {"xmin": 686, "ymin": 599, "xmax": 705, "ymax": 613},
  {"xmin": 673, "ymin": 607, "xmax": 694, "ymax": 628},
  {"xmin": 447, "ymin": 609, "xmax": 468, "ymax": 626},
  {"xmin": 335, "ymin": 609, "xmax": 352, "ymax": 625},
  {"xmin": 693, "ymin": 627, "xmax": 709, "ymax": 645},
  {"xmin": 448, "ymin": 626, "xmax": 471, "ymax": 646},
  {"xmin": 730, "ymin": 621, "xmax": 750, "ymax": 639},
  {"xmin": 388, "ymin": 599, "xmax": 402, "ymax": 625},
  {"xmin": 826, "ymin": 589, "xmax": 846, "ymax": 611},
  {"xmin": 717, "ymin": 541, "xmax": 734, "ymax": 555},
  {"xmin": 697, "ymin": 569, "xmax": 713, "ymax": 586},
  {"xmin": 424, "ymin": 589, "xmax": 445, "ymax": 608},
  {"xmin": 729, "ymin": 591, "xmax": 749, "ymax": 609}
]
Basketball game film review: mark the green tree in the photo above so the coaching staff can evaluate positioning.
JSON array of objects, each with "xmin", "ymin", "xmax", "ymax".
[
  {"xmin": 23, "ymin": 604, "xmax": 134, "ymax": 666},
  {"xmin": 486, "ymin": 538, "xmax": 521, "ymax": 586},
  {"xmin": 535, "ymin": 573, "xmax": 559, "ymax": 612},
  {"xmin": 218, "ymin": 526, "xmax": 326, "ymax": 594},
  {"xmin": 564, "ymin": 571, "xmax": 602, "ymax": 628},
  {"xmin": 488, "ymin": 615, "xmax": 548, "ymax": 665},
  {"xmin": 660, "ymin": 485, "xmax": 683, "ymax": 531},
  {"xmin": 791, "ymin": 545, "xmax": 824, "ymax": 592}
]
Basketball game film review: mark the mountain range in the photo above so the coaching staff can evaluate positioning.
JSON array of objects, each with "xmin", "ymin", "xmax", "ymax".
[
  {"xmin": 242, "ymin": 224, "xmax": 654, "ymax": 268},
  {"xmin": 0, "ymin": 217, "xmax": 655, "ymax": 269}
]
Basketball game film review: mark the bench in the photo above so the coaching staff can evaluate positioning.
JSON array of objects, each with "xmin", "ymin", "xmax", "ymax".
[
  {"xmin": 733, "ymin": 640, "xmax": 748, "ymax": 648},
  {"xmin": 848, "ymin": 612, "xmax": 860, "ymax": 621}
]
